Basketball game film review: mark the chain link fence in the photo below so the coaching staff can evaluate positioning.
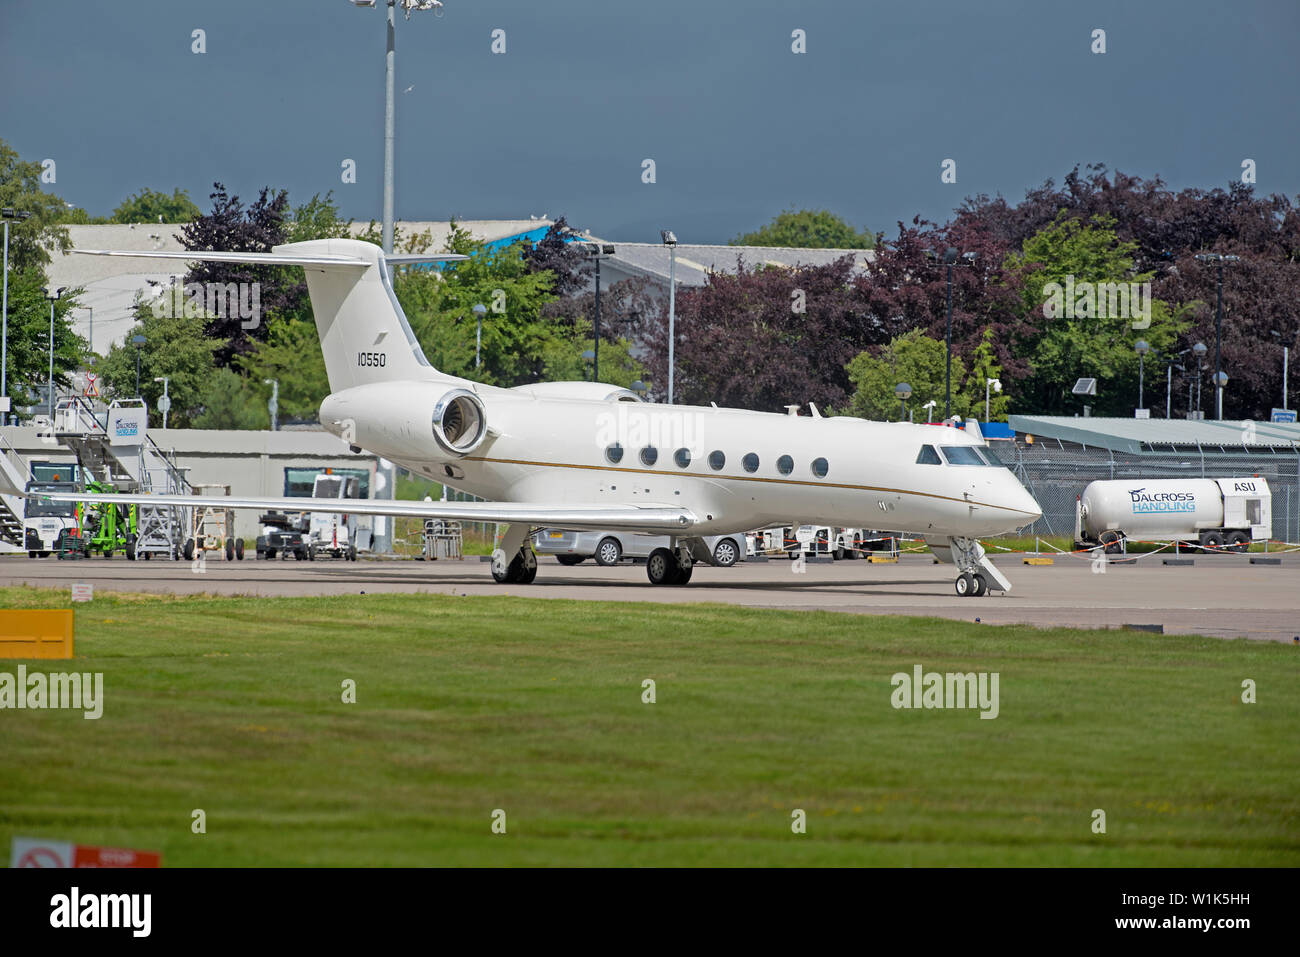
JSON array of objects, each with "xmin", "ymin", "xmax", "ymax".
[{"xmin": 989, "ymin": 439, "xmax": 1300, "ymax": 543}]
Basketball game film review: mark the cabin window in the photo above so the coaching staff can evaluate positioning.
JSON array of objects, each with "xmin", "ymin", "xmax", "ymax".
[
  {"xmin": 605, "ymin": 443, "xmax": 624, "ymax": 464},
  {"xmin": 940, "ymin": 445, "xmax": 984, "ymax": 466},
  {"xmin": 742, "ymin": 453, "xmax": 760, "ymax": 473},
  {"xmin": 810, "ymin": 457, "xmax": 829, "ymax": 478},
  {"xmin": 708, "ymin": 450, "xmax": 726, "ymax": 470},
  {"xmin": 640, "ymin": 447, "xmax": 659, "ymax": 467},
  {"xmin": 776, "ymin": 455, "xmax": 794, "ymax": 475},
  {"xmin": 916, "ymin": 445, "xmax": 942, "ymax": 465},
  {"xmin": 674, "ymin": 448, "xmax": 691, "ymax": 468}
]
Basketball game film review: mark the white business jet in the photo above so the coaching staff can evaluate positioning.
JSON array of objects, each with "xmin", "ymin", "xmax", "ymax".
[{"xmin": 54, "ymin": 239, "xmax": 1040, "ymax": 595}]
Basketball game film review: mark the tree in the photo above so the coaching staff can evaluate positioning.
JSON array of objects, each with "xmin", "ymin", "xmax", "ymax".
[
  {"xmin": 844, "ymin": 330, "xmax": 968, "ymax": 421},
  {"xmin": 732, "ymin": 208, "xmax": 874, "ymax": 249},
  {"xmin": 0, "ymin": 138, "xmax": 74, "ymax": 271},
  {"xmin": 237, "ymin": 316, "xmax": 329, "ymax": 422},
  {"xmin": 0, "ymin": 266, "xmax": 84, "ymax": 405},
  {"xmin": 1004, "ymin": 214, "xmax": 1185, "ymax": 416},
  {"xmin": 111, "ymin": 188, "xmax": 201, "ymax": 224},
  {"xmin": 639, "ymin": 255, "xmax": 862, "ymax": 410},
  {"xmin": 177, "ymin": 183, "xmax": 299, "ymax": 366},
  {"xmin": 394, "ymin": 223, "xmax": 563, "ymax": 386},
  {"xmin": 522, "ymin": 216, "xmax": 589, "ymax": 296},
  {"xmin": 192, "ymin": 369, "xmax": 267, "ymax": 430},
  {"xmin": 98, "ymin": 303, "xmax": 216, "ymax": 428}
]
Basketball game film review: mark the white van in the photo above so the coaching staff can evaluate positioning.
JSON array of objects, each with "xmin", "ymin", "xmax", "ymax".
[{"xmin": 533, "ymin": 530, "xmax": 747, "ymax": 567}]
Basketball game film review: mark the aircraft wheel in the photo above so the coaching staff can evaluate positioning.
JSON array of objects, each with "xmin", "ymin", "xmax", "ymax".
[
  {"xmin": 646, "ymin": 547, "xmax": 678, "ymax": 585},
  {"xmin": 955, "ymin": 573, "xmax": 975, "ymax": 597},
  {"xmin": 519, "ymin": 562, "xmax": 538, "ymax": 584},
  {"xmin": 972, "ymin": 573, "xmax": 988, "ymax": 597},
  {"xmin": 674, "ymin": 563, "xmax": 694, "ymax": 584}
]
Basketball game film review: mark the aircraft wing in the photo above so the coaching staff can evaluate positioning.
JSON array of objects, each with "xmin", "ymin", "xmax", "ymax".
[{"xmin": 34, "ymin": 491, "xmax": 696, "ymax": 533}]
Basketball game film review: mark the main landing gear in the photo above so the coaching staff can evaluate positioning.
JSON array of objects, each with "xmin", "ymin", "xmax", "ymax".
[
  {"xmin": 490, "ymin": 523, "xmax": 538, "ymax": 584},
  {"xmin": 645, "ymin": 545, "xmax": 693, "ymax": 585}
]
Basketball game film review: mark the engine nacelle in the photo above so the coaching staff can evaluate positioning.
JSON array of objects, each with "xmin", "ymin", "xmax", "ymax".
[{"xmin": 432, "ymin": 388, "xmax": 488, "ymax": 457}]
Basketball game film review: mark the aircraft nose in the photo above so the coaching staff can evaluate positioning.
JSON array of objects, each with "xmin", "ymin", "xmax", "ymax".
[{"xmin": 1011, "ymin": 480, "xmax": 1042, "ymax": 522}]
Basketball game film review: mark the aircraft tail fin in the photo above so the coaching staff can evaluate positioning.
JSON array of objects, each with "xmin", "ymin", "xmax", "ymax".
[{"xmin": 74, "ymin": 240, "xmax": 467, "ymax": 392}]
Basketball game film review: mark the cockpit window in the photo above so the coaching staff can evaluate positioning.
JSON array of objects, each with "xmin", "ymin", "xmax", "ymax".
[
  {"xmin": 940, "ymin": 445, "xmax": 985, "ymax": 466},
  {"xmin": 916, "ymin": 444, "xmax": 942, "ymax": 465}
]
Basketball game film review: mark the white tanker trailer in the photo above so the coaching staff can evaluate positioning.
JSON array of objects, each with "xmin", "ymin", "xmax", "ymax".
[{"xmin": 1074, "ymin": 477, "xmax": 1271, "ymax": 553}]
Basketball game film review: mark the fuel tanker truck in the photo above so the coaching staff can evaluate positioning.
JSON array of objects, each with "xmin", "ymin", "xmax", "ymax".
[{"xmin": 1074, "ymin": 477, "xmax": 1271, "ymax": 553}]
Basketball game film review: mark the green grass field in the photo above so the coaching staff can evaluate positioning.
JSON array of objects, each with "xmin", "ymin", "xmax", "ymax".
[{"xmin": 1, "ymin": 586, "xmax": 1296, "ymax": 866}]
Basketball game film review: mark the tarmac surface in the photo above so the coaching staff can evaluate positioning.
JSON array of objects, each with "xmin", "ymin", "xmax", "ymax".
[{"xmin": 4, "ymin": 549, "xmax": 1297, "ymax": 643}]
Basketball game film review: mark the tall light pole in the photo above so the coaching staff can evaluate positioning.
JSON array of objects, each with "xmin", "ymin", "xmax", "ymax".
[
  {"xmin": 132, "ymin": 334, "xmax": 146, "ymax": 396},
  {"xmin": 1213, "ymin": 371, "xmax": 1229, "ymax": 420},
  {"xmin": 1191, "ymin": 341, "xmax": 1207, "ymax": 416},
  {"xmin": 1194, "ymin": 253, "xmax": 1238, "ymax": 419},
  {"xmin": 1270, "ymin": 329, "xmax": 1292, "ymax": 412},
  {"xmin": 153, "ymin": 376, "xmax": 171, "ymax": 428},
  {"xmin": 45, "ymin": 287, "xmax": 66, "ymax": 418},
  {"xmin": 985, "ymin": 377, "xmax": 1001, "ymax": 422},
  {"xmin": 661, "ymin": 230, "xmax": 677, "ymax": 403},
  {"xmin": 264, "ymin": 378, "xmax": 279, "ymax": 431},
  {"xmin": 1134, "ymin": 340, "xmax": 1149, "ymax": 413},
  {"xmin": 2, "ymin": 208, "xmax": 33, "ymax": 406},
  {"xmin": 894, "ymin": 382, "xmax": 912, "ymax": 421},
  {"xmin": 351, "ymin": 0, "xmax": 445, "ymax": 254},
  {"xmin": 473, "ymin": 302, "xmax": 486, "ymax": 369},
  {"xmin": 584, "ymin": 244, "xmax": 615, "ymax": 381},
  {"xmin": 929, "ymin": 246, "xmax": 976, "ymax": 419}
]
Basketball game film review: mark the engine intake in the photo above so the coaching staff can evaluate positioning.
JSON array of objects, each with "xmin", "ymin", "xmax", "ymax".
[{"xmin": 432, "ymin": 388, "xmax": 487, "ymax": 456}]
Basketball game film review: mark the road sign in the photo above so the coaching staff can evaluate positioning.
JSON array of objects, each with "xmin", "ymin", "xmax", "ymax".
[
  {"xmin": 157, "ymin": 394, "xmax": 171, "ymax": 413},
  {"xmin": 1270, "ymin": 408, "xmax": 1296, "ymax": 423},
  {"xmin": 10, "ymin": 836, "xmax": 160, "ymax": 868},
  {"xmin": 1134, "ymin": 408, "xmax": 1150, "ymax": 419},
  {"xmin": 71, "ymin": 583, "xmax": 93, "ymax": 602}
]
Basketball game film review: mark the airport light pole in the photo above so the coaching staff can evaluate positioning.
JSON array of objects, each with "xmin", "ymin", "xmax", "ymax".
[
  {"xmin": 473, "ymin": 303, "xmax": 486, "ymax": 369},
  {"xmin": 350, "ymin": 0, "xmax": 445, "ymax": 254},
  {"xmin": 895, "ymin": 382, "xmax": 912, "ymax": 422},
  {"xmin": 1134, "ymin": 340, "xmax": 1149, "ymax": 412},
  {"xmin": 923, "ymin": 399, "xmax": 937, "ymax": 424},
  {"xmin": 132, "ymin": 334, "xmax": 146, "ymax": 396},
  {"xmin": 264, "ymin": 378, "xmax": 279, "ymax": 431},
  {"xmin": 153, "ymin": 377, "xmax": 171, "ymax": 428},
  {"xmin": 1269, "ymin": 329, "xmax": 1292, "ymax": 411},
  {"xmin": 1194, "ymin": 253, "xmax": 1238, "ymax": 419},
  {"xmin": 1213, "ymin": 371, "xmax": 1229, "ymax": 420},
  {"xmin": 581, "ymin": 349, "xmax": 595, "ymax": 382},
  {"xmin": 2, "ymin": 208, "xmax": 32, "ymax": 407},
  {"xmin": 928, "ymin": 247, "xmax": 976, "ymax": 419},
  {"xmin": 1192, "ymin": 341, "xmax": 1207, "ymax": 416},
  {"xmin": 45, "ymin": 287, "xmax": 66, "ymax": 419},
  {"xmin": 584, "ymin": 244, "xmax": 615, "ymax": 381},
  {"xmin": 985, "ymin": 378, "xmax": 1001, "ymax": 422},
  {"xmin": 661, "ymin": 230, "xmax": 677, "ymax": 403}
]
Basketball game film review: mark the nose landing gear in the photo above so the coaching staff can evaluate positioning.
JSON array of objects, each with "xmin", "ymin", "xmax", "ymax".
[{"xmin": 955, "ymin": 572, "xmax": 988, "ymax": 597}]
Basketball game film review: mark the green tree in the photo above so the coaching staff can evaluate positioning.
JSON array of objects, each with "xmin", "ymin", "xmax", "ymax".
[
  {"xmin": 110, "ymin": 188, "xmax": 201, "ymax": 224},
  {"xmin": 0, "ymin": 267, "xmax": 84, "ymax": 406},
  {"xmin": 843, "ymin": 330, "xmax": 972, "ymax": 421},
  {"xmin": 961, "ymin": 328, "xmax": 1010, "ymax": 421},
  {"xmin": 1005, "ymin": 214, "xmax": 1186, "ymax": 415},
  {"xmin": 0, "ymin": 138, "xmax": 74, "ymax": 270},
  {"xmin": 98, "ymin": 303, "xmax": 217, "ymax": 427},
  {"xmin": 192, "ymin": 368, "xmax": 268, "ymax": 430},
  {"xmin": 732, "ymin": 208, "xmax": 874, "ymax": 249},
  {"xmin": 395, "ymin": 223, "xmax": 562, "ymax": 386},
  {"xmin": 237, "ymin": 316, "xmax": 329, "ymax": 422}
]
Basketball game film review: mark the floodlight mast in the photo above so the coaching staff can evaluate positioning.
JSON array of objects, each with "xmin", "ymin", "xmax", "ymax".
[{"xmin": 350, "ymin": 0, "xmax": 445, "ymax": 254}]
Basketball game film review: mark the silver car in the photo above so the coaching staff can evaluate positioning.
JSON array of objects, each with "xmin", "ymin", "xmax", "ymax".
[{"xmin": 533, "ymin": 530, "xmax": 747, "ymax": 567}]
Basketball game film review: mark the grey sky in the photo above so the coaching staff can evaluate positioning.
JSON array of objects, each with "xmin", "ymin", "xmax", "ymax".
[{"xmin": 2, "ymin": 0, "xmax": 1297, "ymax": 244}]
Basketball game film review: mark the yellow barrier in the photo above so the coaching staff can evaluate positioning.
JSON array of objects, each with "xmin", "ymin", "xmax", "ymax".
[
  {"xmin": 868, "ymin": 555, "xmax": 899, "ymax": 563},
  {"xmin": 0, "ymin": 610, "xmax": 75, "ymax": 659},
  {"xmin": 1023, "ymin": 557, "xmax": 1055, "ymax": 565}
]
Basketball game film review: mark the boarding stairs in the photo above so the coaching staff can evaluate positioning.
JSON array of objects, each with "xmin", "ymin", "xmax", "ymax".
[
  {"xmin": 0, "ymin": 431, "xmax": 32, "ymax": 546},
  {"xmin": 54, "ymin": 396, "xmax": 192, "ymax": 558}
]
